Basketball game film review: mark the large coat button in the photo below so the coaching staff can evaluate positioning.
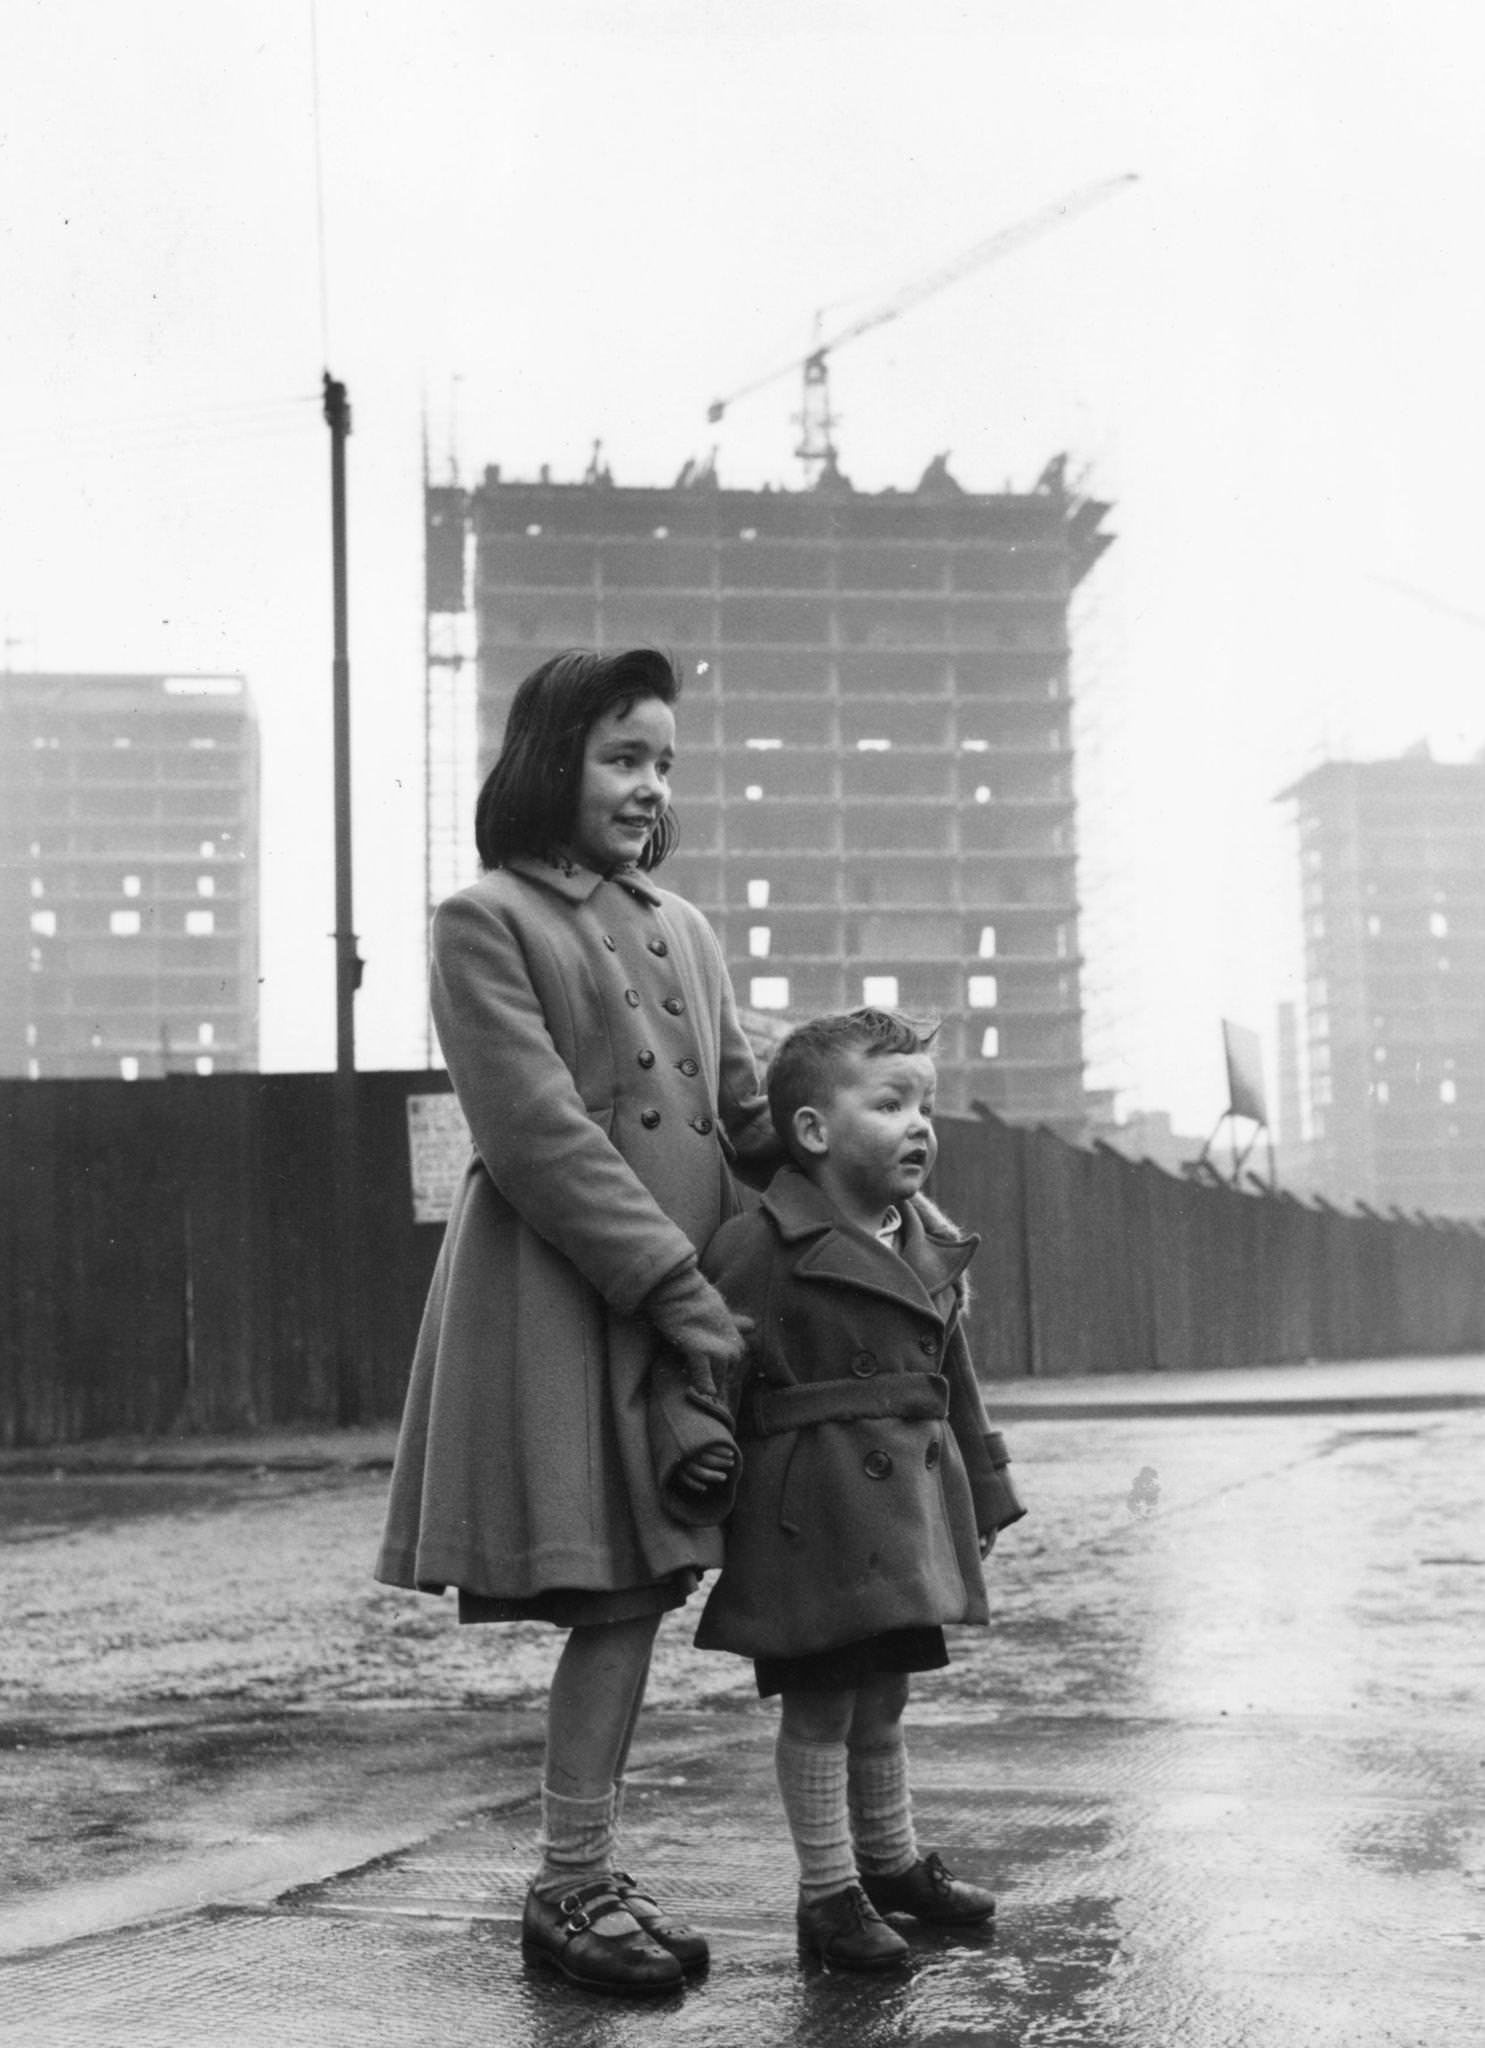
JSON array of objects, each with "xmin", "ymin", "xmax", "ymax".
[
  {"xmin": 624, "ymin": 988, "xmax": 641, "ymax": 1007},
  {"xmin": 602, "ymin": 935, "xmax": 617, "ymax": 951},
  {"xmin": 641, "ymin": 1109, "xmax": 661, "ymax": 1129},
  {"xmin": 850, "ymin": 1350, "xmax": 878, "ymax": 1378},
  {"xmin": 648, "ymin": 938, "xmax": 669, "ymax": 956},
  {"xmin": 663, "ymin": 996, "xmax": 685, "ymax": 1015},
  {"xmin": 637, "ymin": 1050, "xmax": 655, "ymax": 1069},
  {"xmin": 863, "ymin": 1449, "xmax": 893, "ymax": 1479},
  {"xmin": 677, "ymin": 1057, "xmax": 699, "ymax": 1077},
  {"xmin": 690, "ymin": 1115, "xmax": 714, "ymax": 1135},
  {"xmin": 925, "ymin": 1438, "xmax": 941, "ymax": 1469},
  {"xmin": 918, "ymin": 1333, "xmax": 939, "ymax": 1355}
]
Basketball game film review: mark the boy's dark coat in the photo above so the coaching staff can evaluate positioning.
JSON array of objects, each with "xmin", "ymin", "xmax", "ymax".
[{"xmin": 694, "ymin": 1165, "xmax": 1024, "ymax": 1660}]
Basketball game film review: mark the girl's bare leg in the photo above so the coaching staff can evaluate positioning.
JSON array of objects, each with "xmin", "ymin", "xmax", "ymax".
[
  {"xmin": 545, "ymin": 1612, "xmax": 664, "ymax": 1796},
  {"xmin": 611, "ymin": 1631, "xmax": 656, "ymax": 1790},
  {"xmin": 532, "ymin": 1611, "xmax": 707, "ymax": 1973},
  {"xmin": 534, "ymin": 1613, "xmax": 664, "ymax": 1900}
]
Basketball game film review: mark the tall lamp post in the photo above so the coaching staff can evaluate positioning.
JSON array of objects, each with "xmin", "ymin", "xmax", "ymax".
[
  {"xmin": 324, "ymin": 372, "xmax": 364, "ymax": 1419},
  {"xmin": 325, "ymin": 372, "xmax": 360, "ymax": 1071}
]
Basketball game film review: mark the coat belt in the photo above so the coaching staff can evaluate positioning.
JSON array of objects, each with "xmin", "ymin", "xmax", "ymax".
[{"xmin": 742, "ymin": 1372, "xmax": 949, "ymax": 1438}]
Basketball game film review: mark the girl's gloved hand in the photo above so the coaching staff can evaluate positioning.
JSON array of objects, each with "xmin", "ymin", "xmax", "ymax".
[{"xmin": 641, "ymin": 1263, "xmax": 753, "ymax": 1400}]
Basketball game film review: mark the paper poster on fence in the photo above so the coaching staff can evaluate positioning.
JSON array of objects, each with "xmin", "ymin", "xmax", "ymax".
[{"xmin": 406, "ymin": 1092, "xmax": 472, "ymax": 1224}]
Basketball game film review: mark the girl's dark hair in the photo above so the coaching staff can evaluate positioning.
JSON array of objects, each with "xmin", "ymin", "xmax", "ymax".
[{"xmin": 474, "ymin": 647, "xmax": 682, "ymax": 871}]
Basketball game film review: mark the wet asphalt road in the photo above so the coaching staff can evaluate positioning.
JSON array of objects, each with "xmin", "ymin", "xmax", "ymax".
[{"xmin": 2, "ymin": 1359, "xmax": 1482, "ymax": 2046}]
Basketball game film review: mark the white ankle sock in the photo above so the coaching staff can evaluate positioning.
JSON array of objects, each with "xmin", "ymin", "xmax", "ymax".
[
  {"xmin": 535, "ymin": 1785, "xmax": 614, "ymax": 1898},
  {"xmin": 776, "ymin": 1731, "xmax": 857, "ymax": 1901},
  {"xmin": 848, "ymin": 1738, "xmax": 918, "ymax": 1878}
]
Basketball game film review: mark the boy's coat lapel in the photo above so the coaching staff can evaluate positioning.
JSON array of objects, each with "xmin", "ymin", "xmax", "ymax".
[{"xmin": 761, "ymin": 1168, "xmax": 977, "ymax": 1325}]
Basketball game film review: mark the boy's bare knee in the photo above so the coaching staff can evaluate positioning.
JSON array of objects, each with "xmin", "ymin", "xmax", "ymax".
[
  {"xmin": 848, "ymin": 1671, "xmax": 910, "ymax": 1748},
  {"xmin": 780, "ymin": 1688, "xmax": 855, "ymax": 1744}
]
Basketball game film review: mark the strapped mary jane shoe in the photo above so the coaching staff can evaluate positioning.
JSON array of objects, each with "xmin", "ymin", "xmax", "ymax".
[
  {"xmin": 522, "ymin": 1879, "xmax": 684, "ymax": 1994},
  {"xmin": 610, "ymin": 1869, "xmax": 710, "ymax": 1972},
  {"xmin": 860, "ymin": 1850, "xmax": 996, "ymax": 1925},
  {"xmin": 795, "ymin": 1882, "xmax": 909, "ymax": 1970}
]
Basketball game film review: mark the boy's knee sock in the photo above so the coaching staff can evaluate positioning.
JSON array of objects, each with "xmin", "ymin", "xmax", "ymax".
[
  {"xmin": 847, "ymin": 1736, "xmax": 918, "ymax": 1878},
  {"xmin": 534, "ymin": 1785, "xmax": 615, "ymax": 1898},
  {"xmin": 775, "ymin": 1730, "xmax": 857, "ymax": 1901}
]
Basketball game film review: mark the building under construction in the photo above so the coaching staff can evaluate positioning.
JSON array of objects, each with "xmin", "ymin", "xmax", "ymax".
[{"xmin": 426, "ymin": 456, "xmax": 1111, "ymax": 1128}]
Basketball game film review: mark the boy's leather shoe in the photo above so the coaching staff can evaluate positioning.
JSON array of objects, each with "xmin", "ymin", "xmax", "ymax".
[
  {"xmin": 522, "ymin": 1880, "xmax": 684, "ymax": 1993},
  {"xmin": 861, "ymin": 1851, "xmax": 996, "ymax": 1925},
  {"xmin": 796, "ymin": 1882, "xmax": 910, "ymax": 1969},
  {"xmin": 610, "ymin": 1870, "xmax": 710, "ymax": 1972}
]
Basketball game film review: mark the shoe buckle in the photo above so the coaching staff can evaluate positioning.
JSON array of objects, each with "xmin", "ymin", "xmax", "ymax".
[{"xmin": 557, "ymin": 1889, "xmax": 594, "ymax": 1933}]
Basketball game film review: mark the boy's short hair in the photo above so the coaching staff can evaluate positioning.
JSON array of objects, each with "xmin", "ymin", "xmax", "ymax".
[{"xmin": 768, "ymin": 1008, "xmax": 939, "ymax": 1165}]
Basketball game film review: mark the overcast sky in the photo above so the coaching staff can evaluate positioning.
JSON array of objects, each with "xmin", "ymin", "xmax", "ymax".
[{"xmin": 3, "ymin": 0, "xmax": 1482, "ymax": 1129}]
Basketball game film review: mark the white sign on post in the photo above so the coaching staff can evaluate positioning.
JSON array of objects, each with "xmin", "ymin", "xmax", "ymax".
[{"xmin": 406, "ymin": 1092, "xmax": 472, "ymax": 1224}]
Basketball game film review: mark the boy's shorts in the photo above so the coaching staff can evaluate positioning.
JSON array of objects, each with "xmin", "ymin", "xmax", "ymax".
[{"xmin": 754, "ymin": 1626, "xmax": 948, "ymax": 1697}]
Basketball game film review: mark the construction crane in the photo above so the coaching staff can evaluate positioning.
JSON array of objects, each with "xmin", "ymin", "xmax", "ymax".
[{"xmin": 707, "ymin": 172, "xmax": 1138, "ymax": 483}]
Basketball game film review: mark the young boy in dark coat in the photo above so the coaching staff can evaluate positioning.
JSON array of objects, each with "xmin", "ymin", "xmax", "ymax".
[{"xmin": 694, "ymin": 1008, "xmax": 1025, "ymax": 1970}]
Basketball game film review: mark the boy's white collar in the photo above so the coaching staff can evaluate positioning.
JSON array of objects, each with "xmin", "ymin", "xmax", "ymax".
[{"xmin": 875, "ymin": 1205, "xmax": 903, "ymax": 1245}]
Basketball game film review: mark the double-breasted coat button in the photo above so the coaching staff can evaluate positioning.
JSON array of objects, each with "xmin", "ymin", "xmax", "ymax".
[
  {"xmin": 925, "ymin": 1438, "xmax": 941, "ymax": 1469},
  {"xmin": 640, "ymin": 1109, "xmax": 662, "ymax": 1129},
  {"xmin": 690, "ymin": 1115, "xmax": 714, "ymax": 1135},
  {"xmin": 636, "ymin": 1050, "xmax": 655, "ymax": 1069},
  {"xmin": 677, "ymin": 1057, "xmax": 699, "ymax": 1077},
  {"xmin": 624, "ymin": 988, "xmax": 641, "ymax": 1007},
  {"xmin": 602, "ymin": 935, "xmax": 617, "ymax": 951},
  {"xmin": 918, "ymin": 1333, "xmax": 939, "ymax": 1355},
  {"xmin": 863, "ymin": 1449, "xmax": 893, "ymax": 1479},
  {"xmin": 850, "ymin": 1350, "xmax": 878, "ymax": 1378},
  {"xmin": 663, "ymin": 996, "xmax": 685, "ymax": 1015},
  {"xmin": 647, "ymin": 938, "xmax": 669, "ymax": 956}
]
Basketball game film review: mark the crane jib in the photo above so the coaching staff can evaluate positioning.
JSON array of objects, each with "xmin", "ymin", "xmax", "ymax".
[{"xmin": 704, "ymin": 171, "xmax": 1139, "ymax": 474}]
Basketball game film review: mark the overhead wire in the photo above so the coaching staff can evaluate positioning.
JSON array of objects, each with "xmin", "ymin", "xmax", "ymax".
[{"xmin": 0, "ymin": 394, "xmax": 320, "ymax": 466}]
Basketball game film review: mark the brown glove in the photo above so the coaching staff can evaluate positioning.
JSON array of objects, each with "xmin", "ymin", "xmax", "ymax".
[{"xmin": 641, "ymin": 1263, "xmax": 752, "ymax": 1400}]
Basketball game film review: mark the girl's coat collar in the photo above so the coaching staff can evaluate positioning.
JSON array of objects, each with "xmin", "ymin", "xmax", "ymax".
[{"xmin": 502, "ymin": 855, "xmax": 663, "ymax": 909}]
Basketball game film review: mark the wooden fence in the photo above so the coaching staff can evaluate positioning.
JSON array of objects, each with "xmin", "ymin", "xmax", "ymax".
[
  {"xmin": 3, "ymin": 1079, "xmax": 1483, "ymax": 1448},
  {"xmin": 931, "ymin": 1116, "xmax": 1485, "ymax": 1378},
  {"xmin": 0, "ymin": 1072, "xmax": 452, "ymax": 1448}
]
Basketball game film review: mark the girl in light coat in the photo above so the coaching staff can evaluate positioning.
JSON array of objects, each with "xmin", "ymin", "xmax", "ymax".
[{"xmin": 376, "ymin": 647, "xmax": 778, "ymax": 1994}]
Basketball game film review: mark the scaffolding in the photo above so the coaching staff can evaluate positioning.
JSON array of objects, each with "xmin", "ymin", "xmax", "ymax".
[
  {"xmin": 422, "ymin": 477, "xmax": 477, "ymax": 1066},
  {"xmin": 1067, "ymin": 458, "xmax": 1135, "ymax": 1118}
]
